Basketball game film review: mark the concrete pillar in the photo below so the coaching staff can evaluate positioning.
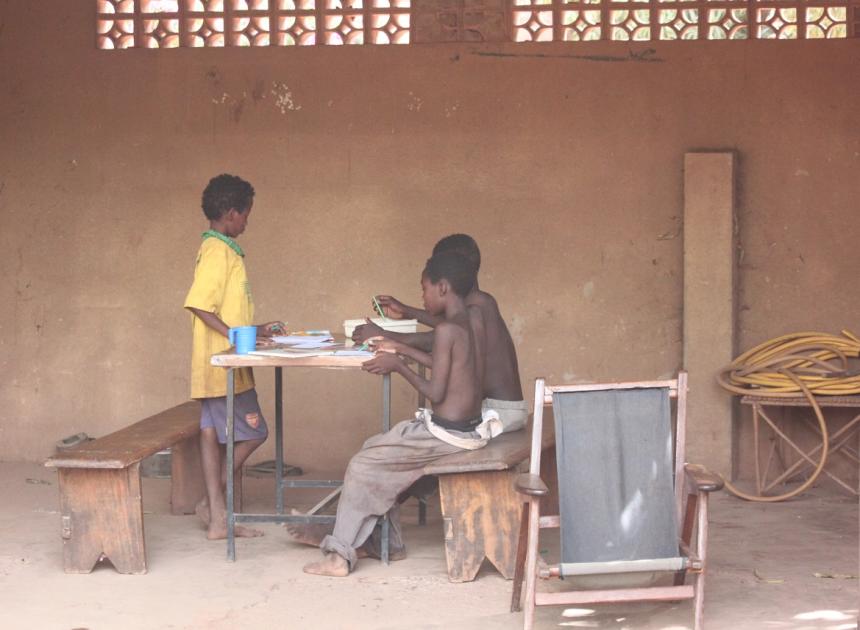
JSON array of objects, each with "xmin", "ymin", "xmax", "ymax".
[{"xmin": 683, "ymin": 152, "xmax": 737, "ymax": 476}]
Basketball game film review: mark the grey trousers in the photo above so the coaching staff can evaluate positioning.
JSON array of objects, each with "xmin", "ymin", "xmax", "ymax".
[{"xmin": 320, "ymin": 415, "xmax": 482, "ymax": 569}]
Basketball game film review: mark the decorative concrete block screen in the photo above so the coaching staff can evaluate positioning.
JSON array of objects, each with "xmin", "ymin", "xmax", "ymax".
[
  {"xmin": 96, "ymin": 0, "xmax": 411, "ymax": 47},
  {"xmin": 510, "ymin": 1, "xmax": 857, "ymax": 41},
  {"xmin": 96, "ymin": 0, "xmax": 859, "ymax": 48}
]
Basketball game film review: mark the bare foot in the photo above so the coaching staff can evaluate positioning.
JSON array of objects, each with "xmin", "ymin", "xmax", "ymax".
[
  {"xmin": 285, "ymin": 509, "xmax": 334, "ymax": 547},
  {"xmin": 206, "ymin": 510, "xmax": 264, "ymax": 540},
  {"xmin": 206, "ymin": 522, "xmax": 264, "ymax": 540},
  {"xmin": 303, "ymin": 552, "xmax": 349, "ymax": 577},
  {"xmin": 283, "ymin": 510, "xmax": 404, "ymax": 560},
  {"xmin": 234, "ymin": 524, "xmax": 264, "ymax": 538},
  {"xmin": 195, "ymin": 498, "xmax": 211, "ymax": 526}
]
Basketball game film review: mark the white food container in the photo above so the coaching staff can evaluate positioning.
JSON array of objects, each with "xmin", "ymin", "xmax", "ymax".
[{"xmin": 343, "ymin": 318, "xmax": 418, "ymax": 339}]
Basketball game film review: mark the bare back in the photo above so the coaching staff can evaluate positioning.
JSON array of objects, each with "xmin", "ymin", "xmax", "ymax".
[
  {"xmin": 465, "ymin": 290, "xmax": 523, "ymax": 401},
  {"xmin": 430, "ymin": 314, "xmax": 483, "ymax": 422}
]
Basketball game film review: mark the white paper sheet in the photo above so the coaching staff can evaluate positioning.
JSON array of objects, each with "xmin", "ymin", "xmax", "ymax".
[
  {"xmin": 272, "ymin": 334, "xmax": 333, "ymax": 345},
  {"xmin": 333, "ymin": 349, "xmax": 374, "ymax": 357},
  {"xmin": 291, "ymin": 341, "xmax": 337, "ymax": 349}
]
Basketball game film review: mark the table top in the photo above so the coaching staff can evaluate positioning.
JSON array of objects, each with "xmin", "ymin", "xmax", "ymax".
[{"xmin": 211, "ymin": 335, "xmax": 371, "ymax": 369}]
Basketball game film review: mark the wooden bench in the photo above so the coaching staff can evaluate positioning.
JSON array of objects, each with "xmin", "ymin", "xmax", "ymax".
[
  {"xmin": 423, "ymin": 414, "xmax": 556, "ymax": 583},
  {"xmin": 44, "ymin": 401, "xmax": 205, "ymax": 574}
]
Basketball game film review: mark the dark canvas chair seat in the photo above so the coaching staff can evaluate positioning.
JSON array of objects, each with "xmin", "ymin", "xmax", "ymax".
[{"xmin": 511, "ymin": 373, "xmax": 723, "ymax": 630}]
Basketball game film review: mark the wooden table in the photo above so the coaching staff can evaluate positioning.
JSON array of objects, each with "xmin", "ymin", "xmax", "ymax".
[
  {"xmin": 741, "ymin": 394, "xmax": 860, "ymax": 497},
  {"xmin": 211, "ymin": 344, "xmax": 395, "ymax": 562}
]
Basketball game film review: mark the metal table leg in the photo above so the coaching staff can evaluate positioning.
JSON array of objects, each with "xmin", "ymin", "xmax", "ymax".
[
  {"xmin": 383, "ymin": 372, "xmax": 391, "ymax": 431},
  {"xmin": 226, "ymin": 366, "xmax": 395, "ymax": 562},
  {"xmin": 275, "ymin": 367, "xmax": 284, "ymax": 514},
  {"xmin": 381, "ymin": 373, "xmax": 391, "ymax": 564},
  {"xmin": 226, "ymin": 368, "xmax": 236, "ymax": 561},
  {"xmin": 417, "ymin": 364, "xmax": 427, "ymax": 526}
]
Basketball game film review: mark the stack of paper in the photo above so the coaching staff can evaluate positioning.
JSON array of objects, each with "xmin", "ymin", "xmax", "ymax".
[
  {"xmin": 251, "ymin": 330, "xmax": 375, "ymax": 359},
  {"xmin": 272, "ymin": 333, "xmax": 333, "ymax": 346},
  {"xmin": 249, "ymin": 347, "xmax": 334, "ymax": 358}
]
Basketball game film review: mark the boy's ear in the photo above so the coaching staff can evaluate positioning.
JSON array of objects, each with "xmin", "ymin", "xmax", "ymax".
[{"xmin": 437, "ymin": 279, "xmax": 450, "ymax": 297}]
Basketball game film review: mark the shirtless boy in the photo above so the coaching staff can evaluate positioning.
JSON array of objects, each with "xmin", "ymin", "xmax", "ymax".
[
  {"xmin": 296, "ymin": 250, "xmax": 486, "ymax": 577},
  {"xmin": 354, "ymin": 234, "xmax": 527, "ymax": 432}
]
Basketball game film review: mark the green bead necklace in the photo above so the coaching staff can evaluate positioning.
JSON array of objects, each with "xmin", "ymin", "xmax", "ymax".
[{"xmin": 202, "ymin": 229, "xmax": 244, "ymax": 257}]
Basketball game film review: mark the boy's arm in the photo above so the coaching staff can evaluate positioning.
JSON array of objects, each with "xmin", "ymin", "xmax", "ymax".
[
  {"xmin": 187, "ymin": 307, "xmax": 229, "ymax": 338},
  {"xmin": 187, "ymin": 309, "xmax": 286, "ymax": 340},
  {"xmin": 352, "ymin": 321, "xmax": 434, "ymax": 351},
  {"xmin": 363, "ymin": 324, "xmax": 454, "ymax": 404},
  {"xmin": 370, "ymin": 337, "xmax": 432, "ymax": 368},
  {"xmin": 376, "ymin": 295, "xmax": 443, "ymax": 328}
]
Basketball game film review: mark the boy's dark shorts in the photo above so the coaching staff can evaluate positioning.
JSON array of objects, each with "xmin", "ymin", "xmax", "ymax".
[{"xmin": 200, "ymin": 388, "xmax": 269, "ymax": 444}]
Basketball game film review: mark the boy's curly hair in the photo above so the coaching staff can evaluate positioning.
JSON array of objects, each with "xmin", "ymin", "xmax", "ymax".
[
  {"xmin": 423, "ymin": 251, "xmax": 478, "ymax": 298},
  {"xmin": 432, "ymin": 233, "xmax": 481, "ymax": 272},
  {"xmin": 201, "ymin": 174, "xmax": 255, "ymax": 221}
]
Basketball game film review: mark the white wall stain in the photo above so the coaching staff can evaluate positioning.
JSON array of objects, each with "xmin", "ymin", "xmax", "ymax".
[
  {"xmin": 270, "ymin": 82, "xmax": 302, "ymax": 114},
  {"xmin": 582, "ymin": 280, "xmax": 595, "ymax": 299},
  {"xmin": 508, "ymin": 314, "xmax": 525, "ymax": 345},
  {"xmin": 407, "ymin": 91, "xmax": 423, "ymax": 112},
  {"xmin": 795, "ymin": 169, "xmax": 810, "ymax": 177},
  {"xmin": 212, "ymin": 92, "xmax": 233, "ymax": 105},
  {"xmin": 562, "ymin": 371, "xmax": 577, "ymax": 382},
  {"xmin": 444, "ymin": 101, "xmax": 460, "ymax": 118}
]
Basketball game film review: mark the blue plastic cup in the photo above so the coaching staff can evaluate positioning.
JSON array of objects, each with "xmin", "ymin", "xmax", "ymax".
[{"xmin": 228, "ymin": 326, "xmax": 257, "ymax": 354}]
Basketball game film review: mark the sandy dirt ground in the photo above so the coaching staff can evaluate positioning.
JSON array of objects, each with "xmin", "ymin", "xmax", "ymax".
[{"xmin": 0, "ymin": 461, "xmax": 857, "ymax": 630}]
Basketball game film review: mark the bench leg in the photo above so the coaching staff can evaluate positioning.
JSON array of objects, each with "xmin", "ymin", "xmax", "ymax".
[
  {"xmin": 438, "ymin": 469, "xmax": 520, "ymax": 582},
  {"xmin": 57, "ymin": 464, "xmax": 146, "ymax": 574},
  {"xmin": 170, "ymin": 434, "xmax": 205, "ymax": 515}
]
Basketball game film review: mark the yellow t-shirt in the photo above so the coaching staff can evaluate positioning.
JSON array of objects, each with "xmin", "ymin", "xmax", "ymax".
[{"xmin": 184, "ymin": 236, "xmax": 255, "ymax": 399}]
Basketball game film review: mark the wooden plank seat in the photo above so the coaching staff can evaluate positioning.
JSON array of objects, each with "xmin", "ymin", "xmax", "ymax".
[
  {"xmin": 422, "ymin": 415, "xmax": 555, "ymax": 583},
  {"xmin": 44, "ymin": 401, "xmax": 205, "ymax": 574}
]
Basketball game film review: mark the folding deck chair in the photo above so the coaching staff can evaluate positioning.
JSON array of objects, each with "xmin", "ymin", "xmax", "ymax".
[{"xmin": 511, "ymin": 372, "xmax": 723, "ymax": 629}]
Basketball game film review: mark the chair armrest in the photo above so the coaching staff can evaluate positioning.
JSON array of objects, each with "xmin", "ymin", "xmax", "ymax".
[
  {"xmin": 684, "ymin": 463, "xmax": 724, "ymax": 493},
  {"xmin": 514, "ymin": 472, "xmax": 549, "ymax": 497}
]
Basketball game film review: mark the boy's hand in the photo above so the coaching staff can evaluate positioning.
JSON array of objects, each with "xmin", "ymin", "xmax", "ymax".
[
  {"xmin": 352, "ymin": 318, "xmax": 384, "ymax": 343},
  {"xmin": 258, "ymin": 321, "xmax": 287, "ymax": 337},
  {"xmin": 256, "ymin": 336, "xmax": 278, "ymax": 348},
  {"xmin": 376, "ymin": 295, "xmax": 407, "ymax": 320},
  {"xmin": 368, "ymin": 336, "xmax": 400, "ymax": 354},
  {"xmin": 362, "ymin": 353, "xmax": 404, "ymax": 375}
]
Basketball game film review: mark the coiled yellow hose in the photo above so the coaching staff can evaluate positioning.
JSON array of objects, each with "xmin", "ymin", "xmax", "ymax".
[{"xmin": 717, "ymin": 330, "xmax": 860, "ymax": 501}]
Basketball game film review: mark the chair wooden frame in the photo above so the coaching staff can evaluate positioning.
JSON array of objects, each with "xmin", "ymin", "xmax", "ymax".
[{"xmin": 510, "ymin": 372, "xmax": 724, "ymax": 630}]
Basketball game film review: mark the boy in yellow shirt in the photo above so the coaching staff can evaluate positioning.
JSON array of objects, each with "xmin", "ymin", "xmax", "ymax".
[{"xmin": 184, "ymin": 173, "xmax": 285, "ymax": 540}]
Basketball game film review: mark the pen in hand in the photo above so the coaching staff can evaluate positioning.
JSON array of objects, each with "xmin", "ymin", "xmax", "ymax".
[{"xmin": 372, "ymin": 295, "xmax": 387, "ymax": 320}]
